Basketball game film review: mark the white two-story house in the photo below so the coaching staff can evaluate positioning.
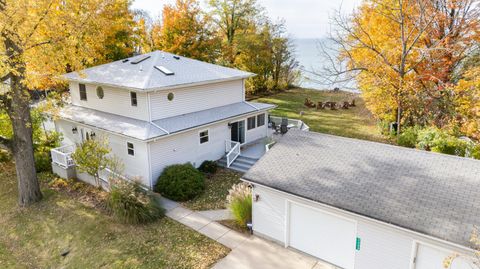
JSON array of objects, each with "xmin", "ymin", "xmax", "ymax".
[{"xmin": 50, "ymin": 51, "xmax": 275, "ymax": 189}]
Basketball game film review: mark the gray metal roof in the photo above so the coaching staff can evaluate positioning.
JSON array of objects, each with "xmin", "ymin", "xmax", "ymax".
[
  {"xmin": 63, "ymin": 51, "xmax": 254, "ymax": 91},
  {"xmin": 154, "ymin": 102, "xmax": 275, "ymax": 134},
  {"xmin": 58, "ymin": 105, "xmax": 166, "ymax": 140},
  {"xmin": 243, "ymin": 130, "xmax": 480, "ymax": 248},
  {"xmin": 58, "ymin": 101, "xmax": 273, "ymax": 140}
]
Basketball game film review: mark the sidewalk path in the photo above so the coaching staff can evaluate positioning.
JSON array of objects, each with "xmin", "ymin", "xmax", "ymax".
[{"xmin": 156, "ymin": 196, "xmax": 337, "ymax": 269}]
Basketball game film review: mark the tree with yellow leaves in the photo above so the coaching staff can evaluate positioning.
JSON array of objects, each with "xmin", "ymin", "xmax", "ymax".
[
  {"xmin": 323, "ymin": 0, "xmax": 479, "ymax": 134},
  {"xmin": 0, "ymin": 0, "xmax": 134, "ymax": 206},
  {"xmin": 151, "ymin": 0, "xmax": 220, "ymax": 62}
]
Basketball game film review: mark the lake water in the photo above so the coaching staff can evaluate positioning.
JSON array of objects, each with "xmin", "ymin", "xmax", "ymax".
[{"xmin": 293, "ymin": 38, "xmax": 358, "ymax": 92}]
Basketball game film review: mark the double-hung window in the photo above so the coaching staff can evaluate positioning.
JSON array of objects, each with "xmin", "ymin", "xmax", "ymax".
[
  {"xmin": 127, "ymin": 142, "xmax": 135, "ymax": 156},
  {"xmin": 79, "ymin": 84, "xmax": 87, "ymax": 101},
  {"xmin": 257, "ymin": 113, "xmax": 265, "ymax": 127},
  {"xmin": 247, "ymin": 116, "xmax": 256, "ymax": 130},
  {"xmin": 130, "ymin": 92, "xmax": 137, "ymax": 106},
  {"xmin": 199, "ymin": 130, "xmax": 209, "ymax": 144}
]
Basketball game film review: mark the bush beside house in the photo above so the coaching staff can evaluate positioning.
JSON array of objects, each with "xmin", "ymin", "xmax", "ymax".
[
  {"xmin": 198, "ymin": 160, "xmax": 218, "ymax": 174},
  {"xmin": 155, "ymin": 163, "xmax": 205, "ymax": 201}
]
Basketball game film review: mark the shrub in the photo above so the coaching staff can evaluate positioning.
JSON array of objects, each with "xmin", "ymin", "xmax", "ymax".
[
  {"xmin": 198, "ymin": 160, "xmax": 218, "ymax": 174},
  {"xmin": 108, "ymin": 179, "xmax": 164, "ymax": 224},
  {"xmin": 227, "ymin": 183, "xmax": 252, "ymax": 227},
  {"xmin": 155, "ymin": 163, "xmax": 205, "ymax": 201},
  {"xmin": 34, "ymin": 151, "xmax": 52, "ymax": 172},
  {"xmin": 397, "ymin": 126, "xmax": 418, "ymax": 148}
]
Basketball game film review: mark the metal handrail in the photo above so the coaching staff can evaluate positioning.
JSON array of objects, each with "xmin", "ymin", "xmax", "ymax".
[{"xmin": 225, "ymin": 140, "xmax": 241, "ymax": 167}]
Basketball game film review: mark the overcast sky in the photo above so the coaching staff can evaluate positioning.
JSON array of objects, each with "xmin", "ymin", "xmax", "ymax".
[{"xmin": 131, "ymin": 0, "xmax": 361, "ymax": 39}]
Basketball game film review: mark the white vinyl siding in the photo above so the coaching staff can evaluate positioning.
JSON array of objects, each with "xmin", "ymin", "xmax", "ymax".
[
  {"xmin": 70, "ymin": 82, "xmax": 149, "ymax": 121},
  {"xmin": 149, "ymin": 80, "xmax": 244, "ymax": 120},
  {"xmin": 246, "ymin": 113, "xmax": 268, "ymax": 142},
  {"xmin": 149, "ymin": 122, "xmax": 230, "ymax": 185},
  {"xmin": 54, "ymin": 119, "xmax": 150, "ymax": 187},
  {"xmin": 251, "ymin": 185, "xmax": 472, "ymax": 269}
]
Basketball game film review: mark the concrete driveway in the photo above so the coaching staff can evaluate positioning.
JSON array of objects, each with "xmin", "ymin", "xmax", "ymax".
[{"xmin": 212, "ymin": 235, "xmax": 337, "ymax": 269}]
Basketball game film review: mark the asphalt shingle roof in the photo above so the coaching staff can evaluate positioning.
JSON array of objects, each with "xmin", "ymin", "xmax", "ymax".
[
  {"xmin": 63, "ymin": 51, "xmax": 254, "ymax": 91},
  {"xmin": 59, "ymin": 101, "xmax": 273, "ymax": 140},
  {"xmin": 243, "ymin": 129, "xmax": 480, "ymax": 248}
]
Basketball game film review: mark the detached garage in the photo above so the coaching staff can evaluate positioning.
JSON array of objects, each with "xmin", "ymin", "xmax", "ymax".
[{"xmin": 243, "ymin": 130, "xmax": 480, "ymax": 269}]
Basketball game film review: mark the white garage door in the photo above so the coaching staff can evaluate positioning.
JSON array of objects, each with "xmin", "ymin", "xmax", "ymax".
[
  {"xmin": 415, "ymin": 244, "xmax": 472, "ymax": 269},
  {"xmin": 289, "ymin": 203, "xmax": 356, "ymax": 269}
]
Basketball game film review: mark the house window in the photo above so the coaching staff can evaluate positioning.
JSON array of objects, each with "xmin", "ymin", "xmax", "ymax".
[
  {"xmin": 257, "ymin": 113, "xmax": 265, "ymax": 127},
  {"xmin": 247, "ymin": 116, "xmax": 256, "ymax": 130},
  {"xmin": 167, "ymin": 92, "xmax": 174, "ymax": 101},
  {"xmin": 127, "ymin": 142, "xmax": 135, "ymax": 156},
  {"xmin": 79, "ymin": 84, "xmax": 87, "ymax": 101},
  {"xmin": 199, "ymin": 130, "xmax": 209, "ymax": 144},
  {"xmin": 96, "ymin": 86, "xmax": 104, "ymax": 99},
  {"xmin": 130, "ymin": 92, "xmax": 137, "ymax": 106}
]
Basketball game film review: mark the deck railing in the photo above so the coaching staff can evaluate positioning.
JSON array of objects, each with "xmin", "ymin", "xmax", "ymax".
[
  {"xmin": 51, "ymin": 144, "xmax": 75, "ymax": 168},
  {"xmin": 225, "ymin": 140, "xmax": 241, "ymax": 167},
  {"xmin": 269, "ymin": 116, "xmax": 310, "ymax": 131}
]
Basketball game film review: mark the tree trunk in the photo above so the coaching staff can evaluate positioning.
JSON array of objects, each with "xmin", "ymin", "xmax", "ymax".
[{"xmin": 4, "ymin": 34, "xmax": 42, "ymax": 206}]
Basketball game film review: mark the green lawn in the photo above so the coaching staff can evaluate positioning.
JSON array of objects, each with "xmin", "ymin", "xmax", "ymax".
[
  {"xmin": 182, "ymin": 168, "xmax": 241, "ymax": 211},
  {"xmin": 0, "ymin": 163, "xmax": 229, "ymax": 269},
  {"xmin": 255, "ymin": 88, "xmax": 387, "ymax": 142}
]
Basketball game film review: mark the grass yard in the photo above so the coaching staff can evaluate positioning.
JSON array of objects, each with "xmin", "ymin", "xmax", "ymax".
[
  {"xmin": 255, "ymin": 88, "xmax": 387, "ymax": 143},
  {"xmin": 0, "ymin": 162, "xmax": 229, "ymax": 269},
  {"xmin": 182, "ymin": 168, "xmax": 241, "ymax": 211}
]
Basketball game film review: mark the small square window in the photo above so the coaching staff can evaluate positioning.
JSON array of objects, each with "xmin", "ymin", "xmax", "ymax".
[
  {"xmin": 257, "ymin": 113, "xmax": 265, "ymax": 127},
  {"xmin": 127, "ymin": 142, "xmax": 135, "ymax": 156},
  {"xmin": 247, "ymin": 116, "xmax": 256, "ymax": 130},
  {"xmin": 199, "ymin": 130, "xmax": 209, "ymax": 144},
  {"xmin": 79, "ymin": 84, "xmax": 87, "ymax": 101},
  {"xmin": 130, "ymin": 92, "xmax": 137, "ymax": 106}
]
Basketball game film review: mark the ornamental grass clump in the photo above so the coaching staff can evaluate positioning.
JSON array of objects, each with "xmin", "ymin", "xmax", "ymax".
[
  {"xmin": 227, "ymin": 183, "xmax": 252, "ymax": 227},
  {"xmin": 108, "ymin": 179, "xmax": 164, "ymax": 224}
]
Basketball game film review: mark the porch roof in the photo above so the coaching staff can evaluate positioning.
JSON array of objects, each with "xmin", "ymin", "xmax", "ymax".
[
  {"xmin": 153, "ymin": 102, "xmax": 274, "ymax": 134},
  {"xmin": 57, "ymin": 101, "xmax": 274, "ymax": 141}
]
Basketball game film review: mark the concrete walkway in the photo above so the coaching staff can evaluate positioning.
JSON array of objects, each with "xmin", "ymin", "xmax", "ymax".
[
  {"xmin": 198, "ymin": 209, "xmax": 233, "ymax": 221},
  {"xmin": 157, "ymin": 196, "xmax": 337, "ymax": 269}
]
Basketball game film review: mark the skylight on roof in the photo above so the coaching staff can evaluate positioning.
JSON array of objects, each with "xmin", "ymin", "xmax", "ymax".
[
  {"xmin": 130, "ymin": 55, "xmax": 151, "ymax": 64},
  {"xmin": 155, "ymin": 66, "xmax": 175, "ymax": 76}
]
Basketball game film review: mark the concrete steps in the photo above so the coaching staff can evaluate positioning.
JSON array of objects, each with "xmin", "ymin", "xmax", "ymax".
[{"xmin": 217, "ymin": 155, "xmax": 259, "ymax": 173}]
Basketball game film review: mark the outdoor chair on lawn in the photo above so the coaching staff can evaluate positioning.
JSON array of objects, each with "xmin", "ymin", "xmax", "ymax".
[
  {"xmin": 342, "ymin": 101, "xmax": 350, "ymax": 109},
  {"xmin": 317, "ymin": 101, "xmax": 325, "ymax": 110}
]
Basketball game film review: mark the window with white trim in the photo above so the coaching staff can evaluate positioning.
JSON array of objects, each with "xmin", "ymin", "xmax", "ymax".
[
  {"xmin": 79, "ymin": 84, "xmax": 87, "ymax": 101},
  {"xmin": 127, "ymin": 142, "xmax": 135, "ymax": 156},
  {"xmin": 247, "ymin": 116, "xmax": 256, "ymax": 130},
  {"xmin": 130, "ymin": 92, "xmax": 137, "ymax": 106},
  {"xmin": 257, "ymin": 113, "xmax": 265, "ymax": 127},
  {"xmin": 199, "ymin": 130, "xmax": 209, "ymax": 144}
]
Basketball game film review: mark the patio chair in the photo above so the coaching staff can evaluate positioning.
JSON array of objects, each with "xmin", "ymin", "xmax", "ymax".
[
  {"xmin": 342, "ymin": 101, "xmax": 350, "ymax": 109},
  {"xmin": 280, "ymin": 124, "xmax": 288, "ymax": 134},
  {"xmin": 281, "ymin": 117, "xmax": 288, "ymax": 126},
  {"xmin": 271, "ymin": 121, "xmax": 280, "ymax": 133},
  {"xmin": 330, "ymin": 102, "xmax": 337, "ymax": 110},
  {"xmin": 317, "ymin": 102, "xmax": 325, "ymax": 110}
]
